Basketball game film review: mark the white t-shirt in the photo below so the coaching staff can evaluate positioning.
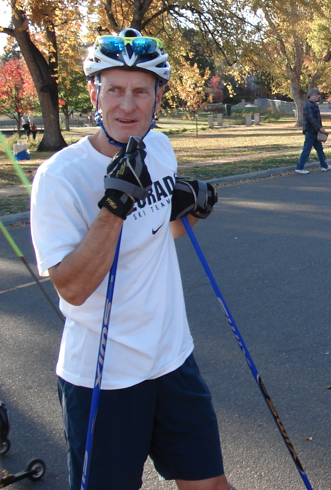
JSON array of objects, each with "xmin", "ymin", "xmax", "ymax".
[{"xmin": 31, "ymin": 131, "xmax": 194, "ymax": 390}]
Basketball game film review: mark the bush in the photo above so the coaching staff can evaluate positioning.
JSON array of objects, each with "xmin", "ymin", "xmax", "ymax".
[
  {"xmin": 3, "ymin": 133, "xmax": 22, "ymax": 150},
  {"xmin": 261, "ymin": 108, "xmax": 291, "ymax": 122}
]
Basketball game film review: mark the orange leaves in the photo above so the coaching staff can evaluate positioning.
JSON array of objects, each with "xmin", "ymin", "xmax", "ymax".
[{"xmin": 0, "ymin": 58, "xmax": 39, "ymax": 117}]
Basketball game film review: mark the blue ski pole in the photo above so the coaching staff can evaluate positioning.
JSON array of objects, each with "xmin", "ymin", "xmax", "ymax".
[
  {"xmin": 80, "ymin": 134, "xmax": 145, "ymax": 489},
  {"xmin": 81, "ymin": 229, "xmax": 122, "ymax": 490},
  {"xmin": 181, "ymin": 216, "xmax": 313, "ymax": 490}
]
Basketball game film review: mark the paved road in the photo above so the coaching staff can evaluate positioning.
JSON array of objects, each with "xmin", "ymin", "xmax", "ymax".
[{"xmin": 1, "ymin": 167, "xmax": 331, "ymax": 489}]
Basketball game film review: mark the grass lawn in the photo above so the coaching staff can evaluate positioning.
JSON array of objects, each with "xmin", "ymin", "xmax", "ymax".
[{"xmin": 1, "ymin": 114, "xmax": 331, "ymax": 215}]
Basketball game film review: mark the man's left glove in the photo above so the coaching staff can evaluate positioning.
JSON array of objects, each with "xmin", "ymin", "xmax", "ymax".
[
  {"xmin": 170, "ymin": 177, "xmax": 218, "ymax": 221},
  {"xmin": 98, "ymin": 137, "xmax": 152, "ymax": 220}
]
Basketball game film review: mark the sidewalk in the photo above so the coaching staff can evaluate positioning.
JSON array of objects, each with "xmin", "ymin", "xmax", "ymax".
[
  {"xmin": 2, "ymin": 163, "xmax": 331, "ymax": 489},
  {"xmin": 1, "ymin": 159, "xmax": 326, "ymax": 227},
  {"xmin": 0, "ymin": 185, "xmax": 28, "ymax": 197}
]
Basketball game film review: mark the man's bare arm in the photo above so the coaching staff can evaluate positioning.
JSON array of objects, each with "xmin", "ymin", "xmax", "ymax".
[
  {"xmin": 170, "ymin": 214, "xmax": 199, "ymax": 238},
  {"xmin": 49, "ymin": 208, "xmax": 123, "ymax": 306}
]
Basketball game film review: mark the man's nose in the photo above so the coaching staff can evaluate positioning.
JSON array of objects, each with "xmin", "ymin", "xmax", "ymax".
[{"xmin": 120, "ymin": 93, "xmax": 136, "ymax": 112}]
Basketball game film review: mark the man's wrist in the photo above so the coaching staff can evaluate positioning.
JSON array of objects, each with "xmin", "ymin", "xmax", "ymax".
[{"xmin": 98, "ymin": 205, "xmax": 125, "ymax": 224}]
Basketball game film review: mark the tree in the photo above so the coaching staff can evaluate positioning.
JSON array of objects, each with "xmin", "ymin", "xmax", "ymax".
[
  {"xmin": 0, "ymin": 36, "xmax": 21, "ymax": 62},
  {"xmin": 181, "ymin": 28, "xmax": 216, "ymax": 78},
  {"xmin": 58, "ymin": 73, "xmax": 92, "ymax": 131},
  {"xmin": 84, "ymin": 0, "xmax": 234, "ymax": 112},
  {"xmin": 0, "ymin": 0, "xmax": 247, "ymax": 150},
  {"xmin": 0, "ymin": 57, "xmax": 39, "ymax": 135},
  {"xmin": 0, "ymin": 0, "xmax": 84, "ymax": 151},
  {"xmin": 235, "ymin": 0, "xmax": 331, "ymax": 125},
  {"xmin": 209, "ymin": 76, "xmax": 224, "ymax": 103},
  {"xmin": 57, "ymin": 33, "xmax": 92, "ymax": 131}
]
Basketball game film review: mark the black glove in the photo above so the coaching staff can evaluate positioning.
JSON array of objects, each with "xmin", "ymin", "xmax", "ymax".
[
  {"xmin": 98, "ymin": 136, "xmax": 152, "ymax": 219},
  {"xmin": 170, "ymin": 177, "xmax": 218, "ymax": 221}
]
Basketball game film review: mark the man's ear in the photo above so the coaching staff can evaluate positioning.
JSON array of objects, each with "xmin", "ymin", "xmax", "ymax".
[
  {"xmin": 155, "ymin": 84, "xmax": 165, "ymax": 112},
  {"xmin": 88, "ymin": 81, "xmax": 97, "ymax": 108}
]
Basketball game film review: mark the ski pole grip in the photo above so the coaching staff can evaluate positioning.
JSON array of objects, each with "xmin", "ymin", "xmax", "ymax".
[{"xmin": 125, "ymin": 136, "xmax": 143, "ymax": 154}]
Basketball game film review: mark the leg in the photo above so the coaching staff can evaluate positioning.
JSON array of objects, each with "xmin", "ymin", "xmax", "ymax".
[
  {"xmin": 150, "ymin": 354, "xmax": 227, "ymax": 486},
  {"xmin": 176, "ymin": 474, "xmax": 231, "ymax": 490},
  {"xmin": 297, "ymin": 132, "xmax": 314, "ymax": 169},
  {"xmin": 57, "ymin": 377, "xmax": 156, "ymax": 490}
]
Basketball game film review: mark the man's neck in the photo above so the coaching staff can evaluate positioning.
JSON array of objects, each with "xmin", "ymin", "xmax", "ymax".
[{"xmin": 89, "ymin": 130, "xmax": 121, "ymax": 158}]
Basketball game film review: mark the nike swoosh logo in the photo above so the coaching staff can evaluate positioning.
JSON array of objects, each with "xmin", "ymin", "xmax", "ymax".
[{"xmin": 152, "ymin": 223, "xmax": 165, "ymax": 235}]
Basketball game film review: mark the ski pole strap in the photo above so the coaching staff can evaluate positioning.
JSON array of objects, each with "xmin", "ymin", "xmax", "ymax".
[
  {"xmin": 103, "ymin": 177, "xmax": 150, "ymax": 200},
  {"xmin": 195, "ymin": 181, "xmax": 208, "ymax": 208}
]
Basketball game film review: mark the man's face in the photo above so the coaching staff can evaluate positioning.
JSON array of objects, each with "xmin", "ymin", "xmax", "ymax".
[
  {"xmin": 310, "ymin": 92, "xmax": 320, "ymax": 103},
  {"xmin": 90, "ymin": 69, "xmax": 164, "ymax": 145}
]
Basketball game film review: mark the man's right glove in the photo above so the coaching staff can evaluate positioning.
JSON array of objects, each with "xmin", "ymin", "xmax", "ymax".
[
  {"xmin": 98, "ymin": 137, "xmax": 152, "ymax": 220},
  {"xmin": 170, "ymin": 177, "xmax": 218, "ymax": 221}
]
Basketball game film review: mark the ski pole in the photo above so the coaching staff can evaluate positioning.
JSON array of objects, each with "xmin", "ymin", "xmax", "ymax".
[
  {"xmin": 81, "ymin": 134, "xmax": 144, "ymax": 489},
  {"xmin": 0, "ymin": 131, "xmax": 64, "ymax": 322},
  {"xmin": 181, "ymin": 215, "xmax": 314, "ymax": 490},
  {"xmin": 80, "ymin": 228, "xmax": 122, "ymax": 490},
  {"xmin": 0, "ymin": 220, "xmax": 64, "ymax": 323}
]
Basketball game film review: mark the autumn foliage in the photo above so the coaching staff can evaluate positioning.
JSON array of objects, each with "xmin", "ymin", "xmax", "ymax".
[
  {"xmin": 0, "ymin": 57, "xmax": 39, "ymax": 134},
  {"xmin": 209, "ymin": 76, "xmax": 224, "ymax": 103}
]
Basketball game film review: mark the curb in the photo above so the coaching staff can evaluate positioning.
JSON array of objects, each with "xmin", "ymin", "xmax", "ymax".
[
  {"xmin": 0, "ymin": 160, "xmax": 326, "ymax": 226},
  {"xmin": 0, "ymin": 211, "xmax": 30, "ymax": 226},
  {"xmin": 208, "ymin": 161, "xmax": 321, "ymax": 185}
]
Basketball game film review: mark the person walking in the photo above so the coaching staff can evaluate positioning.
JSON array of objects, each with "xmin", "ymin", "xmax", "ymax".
[
  {"xmin": 30, "ymin": 123, "xmax": 38, "ymax": 140},
  {"xmin": 31, "ymin": 28, "xmax": 230, "ymax": 490},
  {"xmin": 22, "ymin": 119, "xmax": 31, "ymax": 140},
  {"xmin": 295, "ymin": 87, "xmax": 330, "ymax": 174}
]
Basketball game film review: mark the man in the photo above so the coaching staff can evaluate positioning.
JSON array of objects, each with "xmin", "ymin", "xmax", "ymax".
[
  {"xmin": 22, "ymin": 119, "xmax": 31, "ymax": 140},
  {"xmin": 295, "ymin": 87, "xmax": 330, "ymax": 174},
  {"xmin": 31, "ymin": 28, "xmax": 230, "ymax": 490}
]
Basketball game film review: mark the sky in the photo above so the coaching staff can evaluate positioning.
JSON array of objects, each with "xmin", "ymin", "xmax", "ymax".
[{"xmin": 0, "ymin": 2, "xmax": 12, "ymax": 54}]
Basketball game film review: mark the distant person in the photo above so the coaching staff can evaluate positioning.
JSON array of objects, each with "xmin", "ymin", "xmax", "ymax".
[
  {"xmin": 13, "ymin": 140, "xmax": 30, "ymax": 161},
  {"xmin": 22, "ymin": 120, "xmax": 31, "ymax": 140},
  {"xmin": 295, "ymin": 88, "xmax": 330, "ymax": 175},
  {"xmin": 31, "ymin": 123, "xmax": 38, "ymax": 141}
]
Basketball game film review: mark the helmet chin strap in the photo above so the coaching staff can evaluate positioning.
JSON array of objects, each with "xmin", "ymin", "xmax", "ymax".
[
  {"xmin": 143, "ymin": 78, "xmax": 159, "ymax": 137},
  {"xmin": 94, "ymin": 74, "xmax": 159, "ymax": 149},
  {"xmin": 94, "ymin": 74, "xmax": 126, "ymax": 149}
]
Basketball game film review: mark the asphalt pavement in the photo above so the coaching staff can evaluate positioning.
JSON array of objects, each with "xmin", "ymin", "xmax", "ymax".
[{"xmin": 1, "ymin": 165, "xmax": 331, "ymax": 489}]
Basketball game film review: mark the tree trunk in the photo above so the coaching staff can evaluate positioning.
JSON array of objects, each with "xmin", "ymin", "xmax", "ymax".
[
  {"xmin": 11, "ymin": 5, "xmax": 67, "ymax": 152},
  {"xmin": 16, "ymin": 114, "xmax": 22, "ymax": 137},
  {"xmin": 65, "ymin": 113, "xmax": 70, "ymax": 131},
  {"xmin": 62, "ymin": 105, "xmax": 70, "ymax": 131},
  {"xmin": 290, "ymin": 81, "xmax": 306, "ymax": 127}
]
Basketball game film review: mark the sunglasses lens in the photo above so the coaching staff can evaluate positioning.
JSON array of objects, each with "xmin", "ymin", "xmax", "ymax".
[
  {"xmin": 132, "ymin": 38, "xmax": 157, "ymax": 55},
  {"xmin": 98, "ymin": 38, "xmax": 125, "ymax": 54}
]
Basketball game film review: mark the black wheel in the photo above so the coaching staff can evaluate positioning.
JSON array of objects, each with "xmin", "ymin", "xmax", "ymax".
[
  {"xmin": 0, "ymin": 438, "xmax": 10, "ymax": 455},
  {"xmin": 26, "ymin": 459, "xmax": 46, "ymax": 481}
]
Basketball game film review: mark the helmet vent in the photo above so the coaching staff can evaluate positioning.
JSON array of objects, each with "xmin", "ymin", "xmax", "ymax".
[{"xmin": 119, "ymin": 28, "xmax": 142, "ymax": 38}]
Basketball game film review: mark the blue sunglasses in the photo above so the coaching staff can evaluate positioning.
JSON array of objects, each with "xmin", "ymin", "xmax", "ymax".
[{"xmin": 96, "ymin": 36, "xmax": 163, "ymax": 56}]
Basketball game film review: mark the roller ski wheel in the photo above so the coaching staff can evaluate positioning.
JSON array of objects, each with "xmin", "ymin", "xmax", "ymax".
[
  {"xmin": 26, "ymin": 459, "xmax": 46, "ymax": 481},
  {"xmin": 0, "ymin": 438, "xmax": 10, "ymax": 455}
]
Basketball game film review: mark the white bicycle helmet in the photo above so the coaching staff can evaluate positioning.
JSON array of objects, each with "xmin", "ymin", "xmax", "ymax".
[{"xmin": 84, "ymin": 28, "xmax": 171, "ymax": 85}]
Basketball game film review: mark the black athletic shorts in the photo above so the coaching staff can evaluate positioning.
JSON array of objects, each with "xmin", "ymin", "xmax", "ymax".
[{"xmin": 58, "ymin": 353, "xmax": 224, "ymax": 490}]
